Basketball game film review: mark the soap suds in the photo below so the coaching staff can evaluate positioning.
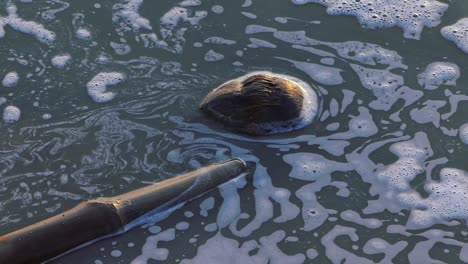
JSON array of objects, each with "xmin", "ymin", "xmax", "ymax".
[
  {"xmin": 86, "ymin": 72, "xmax": 126, "ymax": 103},
  {"xmin": 441, "ymin": 18, "xmax": 468, "ymax": 54},
  {"xmin": 3, "ymin": 105, "xmax": 21, "ymax": 123},
  {"xmin": 51, "ymin": 54, "xmax": 71, "ymax": 68},
  {"xmin": 292, "ymin": 0, "xmax": 448, "ymax": 39},
  {"xmin": 417, "ymin": 62, "xmax": 460, "ymax": 90},
  {"xmin": 2, "ymin": 71, "xmax": 19, "ymax": 87},
  {"xmin": 0, "ymin": 2, "xmax": 56, "ymax": 44}
]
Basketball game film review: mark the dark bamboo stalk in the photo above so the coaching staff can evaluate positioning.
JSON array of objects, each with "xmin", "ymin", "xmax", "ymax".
[{"xmin": 0, "ymin": 158, "xmax": 247, "ymax": 264}]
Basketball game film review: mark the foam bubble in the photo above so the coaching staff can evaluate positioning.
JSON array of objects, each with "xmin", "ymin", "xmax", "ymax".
[
  {"xmin": 178, "ymin": 0, "xmax": 201, "ymax": 7},
  {"xmin": 441, "ymin": 18, "xmax": 468, "ymax": 54},
  {"xmin": 276, "ymin": 57, "xmax": 344, "ymax": 86},
  {"xmin": 3, "ymin": 105, "xmax": 21, "ymax": 123},
  {"xmin": 42, "ymin": 113, "xmax": 52, "ymax": 120},
  {"xmin": 328, "ymin": 41, "xmax": 406, "ymax": 69},
  {"xmin": 204, "ymin": 50, "xmax": 224, "ymax": 62},
  {"xmin": 200, "ymin": 197, "xmax": 215, "ymax": 217},
  {"xmin": 86, "ymin": 72, "xmax": 126, "ymax": 103},
  {"xmin": 175, "ymin": 221, "xmax": 189, "ymax": 230},
  {"xmin": 110, "ymin": 250, "xmax": 122, "ymax": 257},
  {"xmin": 181, "ymin": 231, "xmax": 305, "ymax": 264},
  {"xmin": 76, "ymin": 28, "xmax": 91, "ymax": 40},
  {"xmin": 248, "ymin": 38, "xmax": 277, "ymax": 48},
  {"xmin": 204, "ymin": 37, "xmax": 236, "ymax": 45},
  {"xmin": 51, "ymin": 54, "xmax": 71, "ymax": 68},
  {"xmin": 2, "ymin": 71, "xmax": 19, "ymax": 87},
  {"xmin": 275, "ymin": 17, "xmax": 288, "ymax": 24},
  {"xmin": 292, "ymin": 0, "xmax": 448, "ymax": 39},
  {"xmin": 211, "ymin": 5, "xmax": 224, "ymax": 14},
  {"xmin": 245, "ymin": 24, "xmax": 277, "ymax": 34},
  {"xmin": 112, "ymin": 0, "xmax": 152, "ymax": 32},
  {"xmin": 241, "ymin": 12, "xmax": 257, "ymax": 19},
  {"xmin": 406, "ymin": 168, "xmax": 468, "ymax": 229},
  {"xmin": 410, "ymin": 100, "xmax": 445, "ymax": 127},
  {"xmin": 132, "ymin": 228, "xmax": 175, "ymax": 262},
  {"xmin": 110, "ymin": 42, "xmax": 131, "ymax": 55},
  {"xmin": 160, "ymin": 7, "xmax": 207, "ymax": 29},
  {"xmin": 417, "ymin": 62, "xmax": 460, "ymax": 90},
  {"xmin": 460, "ymin": 123, "xmax": 468, "ymax": 144},
  {"xmin": 284, "ymin": 152, "xmax": 351, "ymax": 182},
  {"xmin": 340, "ymin": 210, "xmax": 382, "ymax": 229},
  {"xmin": 1, "ymin": 2, "xmax": 56, "ymax": 44}
]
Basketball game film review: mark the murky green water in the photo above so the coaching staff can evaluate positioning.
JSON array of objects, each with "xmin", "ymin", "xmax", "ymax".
[{"xmin": 1, "ymin": 0, "xmax": 468, "ymax": 263}]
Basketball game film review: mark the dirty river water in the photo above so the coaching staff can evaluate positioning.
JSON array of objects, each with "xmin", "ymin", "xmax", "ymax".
[{"xmin": 0, "ymin": 0, "xmax": 468, "ymax": 263}]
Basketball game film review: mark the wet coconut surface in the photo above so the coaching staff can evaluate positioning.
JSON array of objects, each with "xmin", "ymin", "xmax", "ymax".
[{"xmin": 200, "ymin": 72, "xmax": 319, "ymax": 135}]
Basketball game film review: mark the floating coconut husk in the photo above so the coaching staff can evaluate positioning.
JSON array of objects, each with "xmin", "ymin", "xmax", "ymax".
[
  {"xmin": 200, "ymin": 71, "xmax": 319, "ymax": 135},
  {"xmin": 0, "ymin": 158, "xmax": 247, "ymax": 264}
]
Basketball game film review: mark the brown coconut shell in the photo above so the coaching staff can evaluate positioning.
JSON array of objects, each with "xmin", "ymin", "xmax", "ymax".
[{"xmin": 200, "ymin": 73, "xmax": 305, "ymax": 135}]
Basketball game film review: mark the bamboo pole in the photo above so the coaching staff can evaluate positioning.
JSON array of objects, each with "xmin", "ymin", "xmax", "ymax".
[{"xmin": 0, "ymin": 158, "xmax": 247, "ymax": 264}]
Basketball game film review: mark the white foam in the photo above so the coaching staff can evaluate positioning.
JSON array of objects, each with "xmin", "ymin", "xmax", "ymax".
[
  {"xmin": 441, "ymin": 90, "xmax": 468, "ymax": 121},
  {"xmin": 417, "ymin": 62, "xmax": 460, "ymax": 90},
  {"xmin": 200, "ymin": 197, "xmax": 215, "ymax": 217},
  {"xmin": 204, "ymin": 37, "xmax": 236, "ymax": 45},
  {"xmin": 351, "ymin": 64, "xmax": 403, "ymax": 90},
  {"xmin": 0, "ymin": 2, "xmax": 56, "ymax": 44},
  {"xmin": 181, "ymin": 231, "xmax": 305, "ymax": 263},
  {"xmin": 178, "ymin": 0, "xmax": 201, "ymax": 7},
  {"xmin": 76, "ymin": 28, "xmax": 91, "ymax": 40},
  {"xmin": 160, "ymin": 7, "xmax": 207, "ymax": 29},
  {"xmin": 211, "ymin": 5, "xmax": 224, "ymax": 14},
  {"xmin": 276, "ymin": 57, "xmax": 344, "ymax": 86},
  {"xmin": 340, "ymin": 210, "xmax": 382, "ymax": 229},
  {"xmin": 410, "ymin": 100, "xmax": 445, "ymax": 127},
  {"xmin": 245, "ymin": 24, "xmax": 277, "ymax": 34},
  {"xmin": 363, "ymin": 238, "xmax": 407, "ymax": 262},
  {"xmin": 51, "ymin": 54, "xmax": 71, "ymax": 68},
  {"xmin": 111, "ymin": 250, "xmax": 122, "ymax": 257},
  {"xmin": 321, "ymin": 226, "xmax": 373, "ymax": 263},
  {"xmin": 306, "ymin": 248, "xmax": 318, "ymax": 259},
  {"xmin": 248, "ymin": 38, "xmax": 277, "ymax": 48},
  {"xmin": 460, "ymin": 123, "xmax": 468, "ymax": 144},
  {"xmin": 376, "ymin": 132, "xmax": 431, "ymax": 193},
  {"xmin": 241, "ymin": 12, "xmax": 257, "ymax": 19},
  {"xmin": 406, "ymin": 168, "xmax": 468, "ymax": 229},
  {"xmin": 131, "ymin": 228, "xmax": 175, "ymax": 263},
  {"xmin": 204, "ymin": 223, "xmax": 218, "ymax": 232},
  {"xmin": 110, "ymin": 42, "xmax": 131, "ymax": 55},
  {"xmin": 350, "ymin": 64, "xmax": 422, "ymax": 113},
  {"xmin": 86, "ymin": 72, "xmax": 126, "ymax": 103},
  {"xmin": 113, "ymin": 0, "xmax": 152, "ymax": 32},
  {"xmin": 275, "ymin": 17, "xmax": 288, "ymax": 24},
  {"xmin": 175, "ymin": 221, "xmax": 189, "ymax": 230},
  {"xmin": 204, "ymin": 50, "xmax": 224, "ymax": 62},
  {"xmin": 283, "ymin": 153, "xmax": 351, "ymax": 230},
  {"xmin": 284, "ymin": 153, "xmax": 351, "ymax": 182},
  {"xmin": 327, "ymin": 41, "xmax": 406, "ymax": 69},
  {"xmin": 2, "ymin": 71, "xmax": 19, "ymax": 87},
  {"xmin": 242, "ymin": 0, "xmax": 253, "ymax": 7},
  {"xmin": 217, "ymin": 178, "xmax": 244, "ymax": 229},
  {"xmin": 330, "ymin": 107, "xmax": 378, "ymax": 139},
  {"xmin": 441, "ymin": 18, "xmax": 468, "ymax": 54},
  {"xmin": 148, "ymin": 225, "xmax": 161, "ymax": 234},
  {"xmin": 228, "ymin": 162, "xmax": 299, "ymax": 236},
  {"xmin": 292, "ymin": 0, "xmax": 448, "ymax": 39},
  {"xmin": 3, "ymin": 105, "xmax": 21, "ymax": 123}
]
